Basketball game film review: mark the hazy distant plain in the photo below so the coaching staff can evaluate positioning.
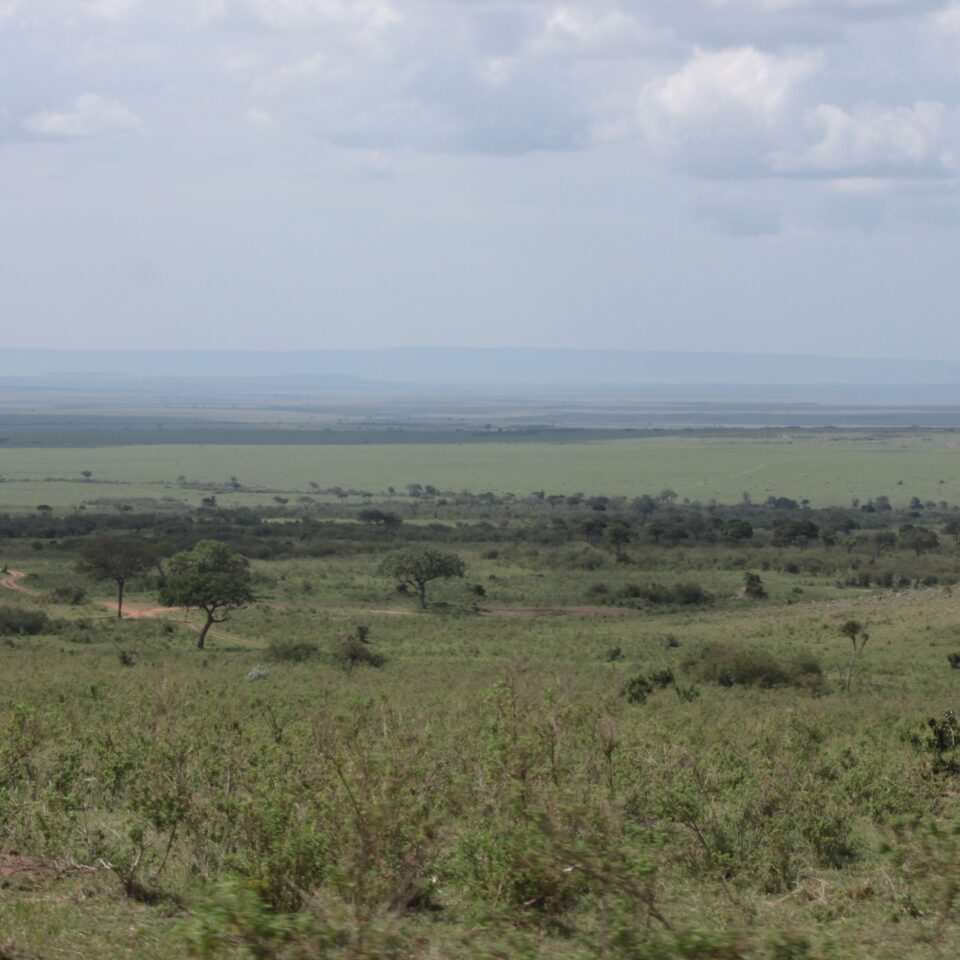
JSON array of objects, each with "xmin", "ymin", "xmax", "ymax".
[{"xmin": 2, "ymin": 431, "xmax": 959, "ymax": 512}]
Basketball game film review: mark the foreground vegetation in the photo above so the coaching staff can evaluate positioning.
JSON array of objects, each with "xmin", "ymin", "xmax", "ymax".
[{"xmin": 5, "ymin": 445, "xmax": 960, "ymax": 957}]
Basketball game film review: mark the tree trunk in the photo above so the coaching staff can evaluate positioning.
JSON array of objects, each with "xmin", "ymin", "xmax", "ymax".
[
  {"xmin": 417, "ymin": 582, "xmax": 427, "ymax": 610},
  {"xmin": 198, "ymin": 611, "xmax": 215, "ymax": 649},
  {"xmin": 117, "ymin": 578, "xmax": 125, "ymax": 620},
  {"xmin": 844, "ymin": 651, "xmax": 858, "ymax": 694}
]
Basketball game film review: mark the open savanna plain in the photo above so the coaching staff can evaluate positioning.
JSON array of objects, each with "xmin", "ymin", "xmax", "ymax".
[
  {"xmin": 3, "ymin": 424, "xmax": 960, "ymax": 512},
  {"xmin": 6, "ymin": 416, "xmax": 960, "ymax": 958}
]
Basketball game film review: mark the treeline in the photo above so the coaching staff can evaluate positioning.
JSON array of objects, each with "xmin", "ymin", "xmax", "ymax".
[{"xmin": 3, "ymin": 490, "xmax": 959, "ymax": 572}]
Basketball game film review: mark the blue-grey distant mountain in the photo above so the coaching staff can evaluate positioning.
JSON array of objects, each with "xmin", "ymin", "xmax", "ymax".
[{"xmin": 4, "ymin": 347, "xmax": 960, "ymax": 387}]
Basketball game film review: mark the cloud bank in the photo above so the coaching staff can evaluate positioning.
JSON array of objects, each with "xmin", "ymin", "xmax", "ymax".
[{"xmin": 2, "ymin": 0, "xmax": 960, "ymax": 355}]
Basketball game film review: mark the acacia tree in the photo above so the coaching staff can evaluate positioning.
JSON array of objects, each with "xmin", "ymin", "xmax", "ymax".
[
  {"xmin": 79, "ymin": 536, "xmax": 155, "ymax": 619},
  {"xmin": 378, "ymin": 546, "xmax": 465, "ymax": 610},
  {"xmin": 159, "ymin": 540, "xmax": 254, "ymax": 649},
  {"xmin": 841, "ymin": 619, "xmax": 869, "ymax": 694},
  {"xmin": 898, "ymin": 524, "xmax": 940, "ymax": 556}
]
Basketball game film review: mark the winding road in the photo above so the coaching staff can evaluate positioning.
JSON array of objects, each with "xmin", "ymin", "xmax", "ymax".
[
  {"xmin": 0, "ymin": 566, "xmax": 650, "ymax": 653},
  {"xmin": 0, "ymin": 568, "xmax": 259, "ymax": 647}
]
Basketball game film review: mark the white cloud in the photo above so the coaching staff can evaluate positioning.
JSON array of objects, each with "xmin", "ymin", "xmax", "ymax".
[
  {"xmin": 24, "ymin": 94, "xmax": 144, "ymax": 138},
  {"xmin": 242, "ymin": 0, "xmax": 399, "ymax": 31},
  {"xmin": 0, "ymin": 0, "xmax": 21, "ymax": 20},
  {"xmin": 937, "ymin": 1, "xmax": 960, "ymax": 30},
  {"xmin": 83, "ymin": 0, "xmax": 140, "ymax": 20},
  {"xmin": 773, "ymin": 100, "xmax": 955, "ymax": 174},
  {"xmin": 272, "ymin": 51, "xmax": 327, "ymax": 85},
  {"xmin": 245, "ymin": 107, "xmax": 273, "ymax": 125},
  {"xmin": 222, "ymin": 52, "xmax": 263, "ymax": 73},
  {"xmin": 636, "ymin": 47, "xmax": 818, "ymax": 171},
  {"xmin": 926, "ymin": 2, "xmax": 960, "ymax": 63},
  {"xmin": 534, "ymin": 5, "xmax": 652, "ymax": 58},
  {"xmin": 703, "ymin": 0, "xmax": 927, "ymax": 10}
]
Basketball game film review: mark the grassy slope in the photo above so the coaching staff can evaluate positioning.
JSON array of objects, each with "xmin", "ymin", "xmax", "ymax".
[{"xmin": 3, "ymin": 556, "xmax": 960, "ymax": 957}]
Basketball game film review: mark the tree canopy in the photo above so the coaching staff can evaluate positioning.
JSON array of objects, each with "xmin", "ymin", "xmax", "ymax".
[
  {"xmin": 158, "ymin": 540, "xmax": 254, "ymax": 648},
  {"xmin": 378, "ymin": 546, "xmax": 466, "ymax": 609},
  {"xmin": 79, "ymin": 536, "xmax": 155, "ymax": 619}
]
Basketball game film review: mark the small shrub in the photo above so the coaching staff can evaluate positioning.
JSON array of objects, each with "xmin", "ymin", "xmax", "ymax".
[
  {"xmin": 622, "ymin": 675, "xmax": 654, "ymax": 704},
  {"xmin": 672, "ymin": 581, "xmax": 711, "ymax": 606},
  {"xmin": 649, "ymin": 668, "xmax": 675, "ymax": 689},
  {"xmin": 117, "ymin": 650, "xmax": 136, "ymax": 667},
  {"xmin": 789, "ymin": 653, "xmax": 824, "ymax": 691},
  {"xmin": 743, "ymin": 572, "xmax": 767, "ymax": 599},
  {"xmin": 639, "ymin": 581, "xmax": 712, "ymax": 607},
  {"xmin": 51, "ymin": 585, "xmax": 86, "ymax": 605},
  {"xmin": 948, "ymin": 653, "xmax": 960, "ymax": 670},
  {"xmin": 675, "ymin": 682, "xmax": 700, "ymax": 702},
  {"xmin": 557, "ymin": 545, "xmax": 607, "ymax": 570},
  {"xmin": 267, "ymin": 640, "xmax": 319, "ymax": 663},
  {"xmin": 0, "ymin": 606, "xmax": 48, "ymax": 636},
  {"xmin": 605, "ymin": 645, "xmax": 624, "ymax": 662},
  {"xmin": 923, "ymin": 710, "xmax": 960, "ymax": 772},
  {"xmin": 588, "ymin": 582, "xmax": 610, "ymax": 597},
  {"xmin": 330, "ymin": 635, "xmax": 385, "ymax": 670}
]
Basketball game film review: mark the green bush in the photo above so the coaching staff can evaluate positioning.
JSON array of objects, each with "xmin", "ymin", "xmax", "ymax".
[
  {"xmin": 51, "ymin": 584, "xmax": 87, "ymax": 605},
  {"xmin": 688, "ymin": 643, "xmax": 822, "ymax": 690},
  {"xmin": 267, "ymin": 640, "xmax": 319, "ymax": 663},
  {"xmin": 0, "ymin": 605, "xmax": 48, "ymax": 636},
  {"xmin": 329, "ymin": 635, "xmax": 385, "ymax": 670},
  {"xmin": 623, "ymin": 675, "xmax": 654, "ymax": 704}
]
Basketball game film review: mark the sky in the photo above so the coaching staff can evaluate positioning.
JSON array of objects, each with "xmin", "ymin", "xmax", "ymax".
[{"xmin": 1, "ymin": 0, "xmax": 960, "ymax": 357}]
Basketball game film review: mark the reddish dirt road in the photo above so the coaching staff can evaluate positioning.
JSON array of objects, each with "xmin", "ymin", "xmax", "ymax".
[
  {"xmin": 0, "ymin": 569, "xmax": 41, "ymax": 598},
  {"xmin": 0, "ymin": 569, "xmax": 259, "ymax": 647},
  {"xmin": 0, "ymin": 566, "xmax": 646, "ymax": 652}
]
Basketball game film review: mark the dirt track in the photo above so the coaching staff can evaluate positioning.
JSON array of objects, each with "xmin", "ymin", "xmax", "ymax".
[
  {"xmin": 0, "ymin": 567, "xmax": 646, "ymax": 652},
  {"xmin": 0, "ymin": 569, "xmax": 41, "ymax": 598},
  {"xmin": 0, "ymin": 569, "xmax": 259, "ymax": 647}
]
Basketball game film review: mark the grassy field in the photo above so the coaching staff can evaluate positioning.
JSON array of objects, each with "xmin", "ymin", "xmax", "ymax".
[
  {"xmin": 3, "ymin": 560, "xmax": 960, "ymax": 958},
  {"xmin": 2, "ymin": 430, "xmax": 960, "ymax": 511},
  {"xmin": 6, "ymin": 418, "xmax": 960, "ymax": 957}
]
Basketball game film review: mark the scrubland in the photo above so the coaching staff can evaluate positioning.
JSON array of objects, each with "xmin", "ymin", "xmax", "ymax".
[{"xmin": 3, "ymin": 436, "xmax": 960, "ymax": 958}]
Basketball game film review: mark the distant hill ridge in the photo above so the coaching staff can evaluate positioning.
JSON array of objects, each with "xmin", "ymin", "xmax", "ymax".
[{"xmin": 3, "ymin": 347, "xmax": 960, "ymax": 386}]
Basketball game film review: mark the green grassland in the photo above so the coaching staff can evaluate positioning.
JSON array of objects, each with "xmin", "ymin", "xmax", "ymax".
[
  {"xmin": 7, "ymin": 421, "xmax": 960, "ymax": 957},
  {"xmin": 2, "ymin": 429, "xmax": 960, "ymax": 512},
  {"xmin": 3, "ymin": 562, "xmax": 960, "ymax": 958}
]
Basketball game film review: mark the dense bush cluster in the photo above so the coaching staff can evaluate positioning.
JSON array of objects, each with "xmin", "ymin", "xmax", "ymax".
[
  {"xmin": 0, "ymin": 605, "xmax": 48, "ymax": 636},
  {"xmin": 687, "ymin": 642, "xmax": 824, "ymax": 690}
]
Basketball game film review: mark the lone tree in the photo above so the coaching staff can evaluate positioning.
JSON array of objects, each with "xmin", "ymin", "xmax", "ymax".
[
  {"xmin": 159, "ymin": 540, "xmax": 254, "ymax": 649},
  {"xmin": 79, "ymin": 536, "xmax": 155, "ymax": 619},
  {"xmin": 378, "ymin": 546, "xmax": 465, "ymax": 610},
  {"xmin": 840, "ymin": 619, "xmax": 870, "ymax": 694}
]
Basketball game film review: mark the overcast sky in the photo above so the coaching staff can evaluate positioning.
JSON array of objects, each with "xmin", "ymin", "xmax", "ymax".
[{"xmin": 2, "ymin": 0, "xmax": 959, "ymax": 357}]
